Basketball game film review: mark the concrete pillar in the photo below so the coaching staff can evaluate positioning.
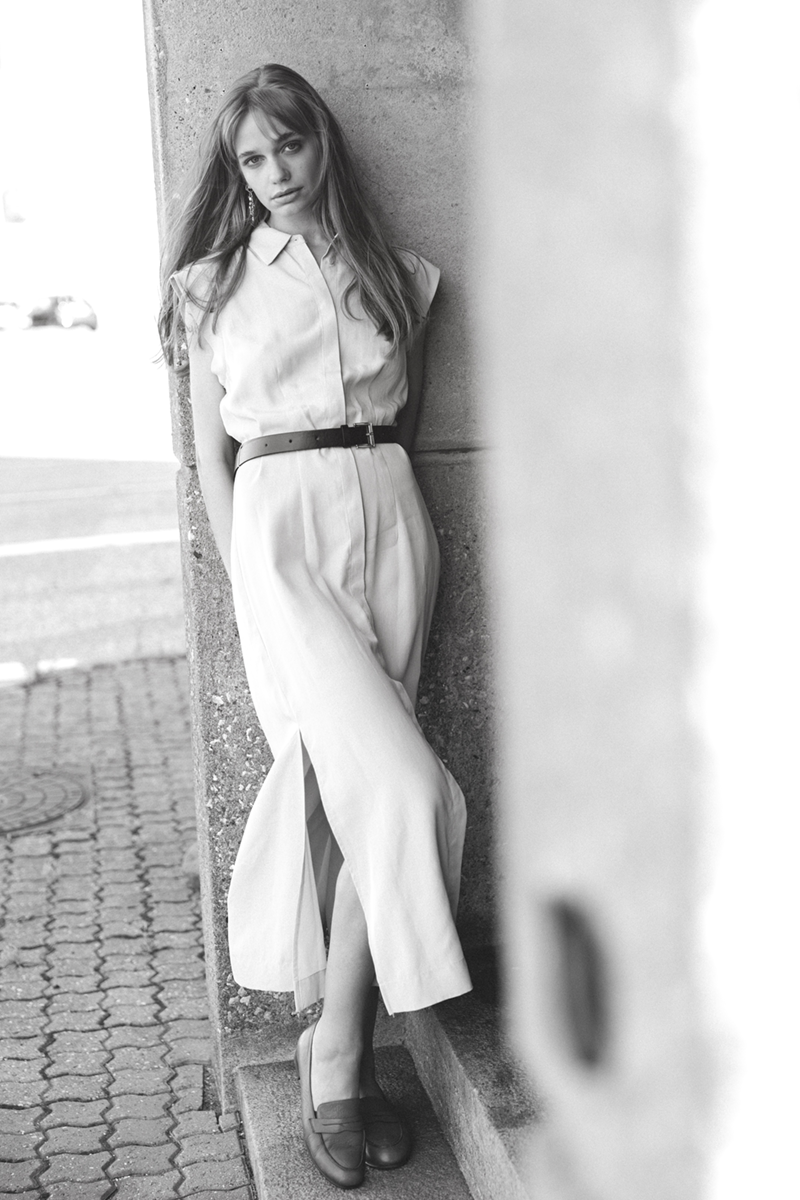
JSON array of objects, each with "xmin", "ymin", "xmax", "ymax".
[
  {"xmin": 474, "ymin": 0, "xmax": 706, "ymax": 1196},
  {"xmin": 142, "ymin": 0, "xmax": 491, "ymax": 1101},
  {"xmin": 477, "ymin": 0, "xmax": 800, "ymax": 1196}
]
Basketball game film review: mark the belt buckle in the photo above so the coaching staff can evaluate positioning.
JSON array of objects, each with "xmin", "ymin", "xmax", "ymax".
[{"xmin": 354, "ymin": 422, "xmax": 375, "ymax": 449}]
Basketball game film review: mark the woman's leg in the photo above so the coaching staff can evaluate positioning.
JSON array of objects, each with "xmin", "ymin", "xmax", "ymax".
[
  {"xmin": 310, "ymin": 862, "xmax": 375, "ymax": 1106},
  {"xmin": 357, "ymin": 985, "xmax": 383, "ymax": 1099}
]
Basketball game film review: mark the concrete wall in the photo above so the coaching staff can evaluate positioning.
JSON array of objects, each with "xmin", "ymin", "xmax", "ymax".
[
  {"xmin": 473, "ymin": 0, "xmax": 709, "ymax": 1196},
  {"xmin": 142, "ymin": 0, "xmax": 492, "ymax": 1092}
]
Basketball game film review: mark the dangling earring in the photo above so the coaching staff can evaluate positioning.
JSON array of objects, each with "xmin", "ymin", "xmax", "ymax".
[{"xmin": 247, "ymin": 187, "xmax": 256, "ymax": 225}]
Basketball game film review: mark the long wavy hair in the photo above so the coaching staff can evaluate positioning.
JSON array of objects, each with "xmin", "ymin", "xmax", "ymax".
[{"xmin": 158, "ymin": 63, "xmax": 425, "ymax": 372}]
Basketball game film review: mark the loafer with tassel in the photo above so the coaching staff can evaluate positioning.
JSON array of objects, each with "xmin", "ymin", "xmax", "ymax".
[
  {"xmin": 361, "ymin": 1093, "xmax": 412, "ymax": 1169},
  {"xmin": 294, "ymin": 1021, "xmax": 365, "ymax": 1189}
]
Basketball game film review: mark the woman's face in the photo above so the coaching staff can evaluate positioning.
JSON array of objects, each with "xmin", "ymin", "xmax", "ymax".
[{"xmin": 234, "ymin": 109, "xmax": 322, "ymax": 230}]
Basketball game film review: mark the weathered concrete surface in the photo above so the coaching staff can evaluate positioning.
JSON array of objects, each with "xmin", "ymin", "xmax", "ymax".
[
  {"xmin": 143, "ymin": 0, "xmax": 492, "ymax": 1104},
  {"xmin": 472, "ymin": 0, "xmax": 707, "ymax": 1197},
  {"xmin": 415, "ymin": 452, "xmax": 495, "ymax": 946},
  {"xmin": 175, "ymin": 464, "xmax": 291, "ymax": 1089},
  {"xmin": 406, "ymin": 978, "xmax": 540, "ymax": 1200},
  {"xmin": 237, "ymin": 1045, "xmax": 473, "ymax": 1198}
]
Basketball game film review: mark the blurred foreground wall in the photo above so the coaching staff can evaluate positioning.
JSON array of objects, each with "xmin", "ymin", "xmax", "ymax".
[
  {"xmin": 476, "ymin": 0, "xmax": 800, "ymax": 1196},
  {"xmin": 142, "ymin": 0, "xmax": 491, "ymax": 1095}
]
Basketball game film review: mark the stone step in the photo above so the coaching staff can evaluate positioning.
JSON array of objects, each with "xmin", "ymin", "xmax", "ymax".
[
  {"xmin": 404, "ymin": 961, "xmax": 540, "ymax": 1200},
  {"xmin": 237, "ymin": 1043, "xmax": 474, "ymax": 1198}
]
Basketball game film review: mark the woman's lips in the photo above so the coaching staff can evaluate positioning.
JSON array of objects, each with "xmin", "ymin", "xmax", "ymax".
[{"xmin": 271, "ymin": 187, "xmax": 300, "ymax": 203}]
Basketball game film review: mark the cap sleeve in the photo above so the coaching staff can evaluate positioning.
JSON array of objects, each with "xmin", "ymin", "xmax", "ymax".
[{"xmin": 399, "ymin": 250, "xmax": 441, "ymax": 319}]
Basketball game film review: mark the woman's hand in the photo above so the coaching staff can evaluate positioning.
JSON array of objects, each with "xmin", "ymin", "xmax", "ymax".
[
  {"xmin": 188, "ymin": 335, "xmax": 236, "ymax": 577},
  {"xmin": 395, "ymin": 325, "xmax": 427, "ymax": 456}
]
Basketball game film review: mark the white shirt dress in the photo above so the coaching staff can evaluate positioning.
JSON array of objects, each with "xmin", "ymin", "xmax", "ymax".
[{"xmin": 176, "ymin": 223, "xmax": 473, "ymax": 1014}]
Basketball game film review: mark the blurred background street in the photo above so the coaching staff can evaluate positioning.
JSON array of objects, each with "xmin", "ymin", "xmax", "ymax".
[
  {"xmin": 1, "ymin": 0, "xmax": 184, "ymax": 684},
  {"xmin": 0, "ymin": 455, "xmax": 182, "ymax": 680}
]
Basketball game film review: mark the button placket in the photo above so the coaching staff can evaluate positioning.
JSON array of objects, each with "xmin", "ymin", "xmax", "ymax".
[{"xmin": 292, "ymin": 239, "xmax": 348, "ymax": 427}]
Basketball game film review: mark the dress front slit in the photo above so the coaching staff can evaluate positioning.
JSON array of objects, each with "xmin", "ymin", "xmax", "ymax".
[{"xmin": 227, "ymin": 446, "xmax": 472, "ymax": 1013}]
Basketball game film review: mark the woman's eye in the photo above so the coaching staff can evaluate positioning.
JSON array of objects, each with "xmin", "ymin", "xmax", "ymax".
[
  {"xmin": 244, "ymin": 156, "xmax": 263, "ymax": 168},
  {"xmin": 283, "ymin": 141, "xmax": 302, "ymax": 154}
]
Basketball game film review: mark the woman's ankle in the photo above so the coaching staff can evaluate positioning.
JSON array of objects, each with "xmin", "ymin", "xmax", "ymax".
[
  {"xmin": 357, "ymin": 1045, "xmax": 383, "ymax": 1099},
  {"xmin": 310, "ymin": 1054, "xmax": 360, "ymax": 1105},
  {"xmin": 313, "ymin": 1015, "xmax": 364, "ymax": 1063}
]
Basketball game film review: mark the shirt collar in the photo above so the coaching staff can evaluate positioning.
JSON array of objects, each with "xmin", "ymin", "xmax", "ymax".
[
  {"xmin": 250, "ymin": 224, "xmax": 340, "ymax": 265},
  {"xmin": 250, "ymin": 223, "xmax": 292, "ymax": 265}
]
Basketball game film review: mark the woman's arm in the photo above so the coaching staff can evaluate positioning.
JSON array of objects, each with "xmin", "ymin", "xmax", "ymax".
[
  {"xmin": 394, "ymin": 325, "xmax": 427, "ymax": 455},
  {"xmin": 188, "ymin": 337, "xmax": 236, "ymax": 578}
]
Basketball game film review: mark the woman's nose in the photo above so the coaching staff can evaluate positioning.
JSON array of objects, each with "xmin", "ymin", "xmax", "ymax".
[{"xmin": 269, "ymin": 155, "xmax": 289, "ymax": 181}]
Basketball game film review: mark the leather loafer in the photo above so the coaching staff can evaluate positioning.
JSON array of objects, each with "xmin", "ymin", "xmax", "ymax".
[
  {"xmin": 361, "ymin": 1093, "xmax": 412, "ymax": 1169},
  {"xmin": 294, "ymin": 1021, "xmax": 365, "ymax": 1189}
]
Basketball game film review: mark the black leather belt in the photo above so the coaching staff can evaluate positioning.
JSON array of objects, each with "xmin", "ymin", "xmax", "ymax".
[{"xmin": 234, "ymin": 423, "xmax": 398, "ymax": 473}]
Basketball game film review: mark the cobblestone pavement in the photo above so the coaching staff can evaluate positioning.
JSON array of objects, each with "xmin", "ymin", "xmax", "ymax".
[{"xmin": 0, "ymin": 658, "xmax": 256, "ymax": 1199}]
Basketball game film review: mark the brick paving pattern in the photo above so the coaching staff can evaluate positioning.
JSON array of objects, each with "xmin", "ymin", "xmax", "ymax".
[{"xmin": 0, "ymin": 658, "xmax": 255, "ymax": 1199}]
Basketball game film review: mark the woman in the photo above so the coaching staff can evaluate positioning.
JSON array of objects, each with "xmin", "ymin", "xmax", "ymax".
[{"xmin": 159, "ymin": 63, "xmax": 472, "ymax": 1189}]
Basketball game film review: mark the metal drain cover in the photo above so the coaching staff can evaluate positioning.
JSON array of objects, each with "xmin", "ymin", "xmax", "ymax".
[{"xmin": 0, "ymin": 771, "xmax": 87, "ymax": 835}]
